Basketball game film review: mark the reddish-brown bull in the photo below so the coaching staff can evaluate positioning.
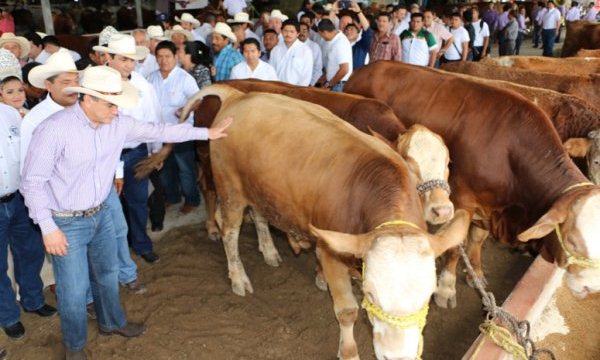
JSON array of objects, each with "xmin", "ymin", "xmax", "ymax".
[
  {"xmin": 441, "ymin": 61, "xmax": 600, "ymax": 113},
  {"xmin": 481, "ymin": 55, "xmax": 600, "ymax": 75},
  {"xmin": 575, "ymin": 49, "xmax": 600, "ymax": 57},
  {"xmin": 345, "ymin": 61, "xmax": 600, "ymax": 307},
  {"xmin": 204, "ymin": 84, "xmax": 469, "ymax": 360},
  {"xmin": 561, "ymin": 20, "xmax": 600, "ymax": 57}
]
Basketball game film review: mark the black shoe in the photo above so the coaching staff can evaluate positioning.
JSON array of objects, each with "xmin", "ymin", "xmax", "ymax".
[
  {"xmin": 0, "ymin": 347, "xmax": 7, "ymax": 360},
  {"xmin": 99, "ymin": 322, "xmax": 146, "ymax": 337},
  {"xmin": 3, "ymin": 321, "xmax": 25, "ymax": 339},
  {"xmin": 140, "ymin": 252, "xmax": 160, "ymax": 264},
  {"xmin": 25, "ymin": 303, "xmax": 57, "ymax": 317}
]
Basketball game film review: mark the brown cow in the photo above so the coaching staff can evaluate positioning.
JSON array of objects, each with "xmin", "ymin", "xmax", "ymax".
[
  {"xmin": 561, "ymin": 20, "xmax": 600, "ymax": 57},
  {"xmin": 204, "ymin": 83, "xmax": 469, "ymax": 359},
  {"xmin": 481, "ymin": 55, "xmax": 600, "ymax": 75},
  {"xmin": 441, "ymin": 61, "xmax": 600, "ymax": 111},
  {"xmin": 575, "ymin": 49, "xmax": 600, "ymax": 57},
  {"xmin": 446, "ymin": 70, "xmax": 600, "ymax": 141},
  {"xmin": 345, "ymin": 61, "xmax": 600, "ymax": 307}
]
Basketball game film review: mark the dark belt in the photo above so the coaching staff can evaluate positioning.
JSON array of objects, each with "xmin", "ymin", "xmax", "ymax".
[
  {"xmin": 52, "ymin": 203, "xmax": 104, "ymax": 218},
  {"xmin": 121, "ymin": 143, "xmax": 147, "ymax": 156},
  {"xmin": 0, "ymin": 191, "xmax": 16, "ymax": 203}
]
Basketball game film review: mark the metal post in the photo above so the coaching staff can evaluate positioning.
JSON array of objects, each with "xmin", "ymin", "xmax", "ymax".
[
  {"xmin": 40, "ymin": 0, "xmax": 55, "ymax": 35},
  {"xmin": 136, "ymin": 0, "xmax": 143, "ymax": 28}
]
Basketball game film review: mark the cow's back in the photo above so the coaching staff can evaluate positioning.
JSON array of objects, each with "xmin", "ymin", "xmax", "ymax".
[
  {"xmin": 482, "ymin": 55, "xmax": 600, "ymax": 74},
  {"xmin": 211, "ymin": 91, "xmax": 419, "ymax": 236}
]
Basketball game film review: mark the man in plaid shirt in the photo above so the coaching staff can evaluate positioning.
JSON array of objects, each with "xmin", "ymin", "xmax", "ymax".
[
  {"xmin": 211, "ymin": 22, "xmax": 244, "ymax": 81},
  {"xmin": 369, "ymin": 12, "xmax": 401, "ymax": 61}
]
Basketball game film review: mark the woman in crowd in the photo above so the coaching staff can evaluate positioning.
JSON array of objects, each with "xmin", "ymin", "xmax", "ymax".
[
  {"xmin": 180, "ymin": 40, "xmax": 213, "ymax": 89},
  {"xmin": 0, "ymin": 49, "xmax": 26, "ymax": 117}
]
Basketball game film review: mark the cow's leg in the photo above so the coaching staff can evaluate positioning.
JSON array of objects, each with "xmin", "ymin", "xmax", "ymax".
[
  {"xmin": 465, "ymin": 226, "xmax": 489, "ymax": 288},
  {"xmin": 221, "ymin": 201, "xmax": 253, "ymax": 296},
  {"xmin": 248, "ymin": 208, "xmax": 282, "ymax": 267},
  {"xmin": 314, "ymin": 247, "xmax": 328, "ymax": 291},
  {"xmin": 198, "ymin": 151, "xmax": 220, "ymax": 241},
  {"xmin": 434, "ymin": 246, "xmax": 460, "ymax": 309},
  {"xmin": 319, "ymin": 246, "xmax": 359, "ymax": 360}
]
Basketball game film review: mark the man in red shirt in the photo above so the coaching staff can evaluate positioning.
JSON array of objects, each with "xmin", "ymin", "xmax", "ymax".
[{"xmin": 369, "ymin": 12, "xmax": 401, "ymax": 61}]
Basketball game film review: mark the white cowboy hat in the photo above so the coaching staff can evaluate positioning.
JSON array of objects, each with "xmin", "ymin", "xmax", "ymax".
[
  {"xmin": 63, "ymin": 66, "xmax": 138, "ymax": 109},
  {"xmin": 28, "ymin": 49, "xmax": 78, "ymax": 89},
  {"xmin": 0, "ymin": 33, "xmax": 30, "ymax": 60},
  {"xmin": 269, "ymin": 9, "xmax": 289, "ymax": 22},
  {"xmin": 227, "ymin": 12, "xmax": 253, "ymax": 24},
  {"xmin": 212, "ymin": 22, "xmax": 237, "ymax": 43},
  {"xmin": 35, "ymin": 32, "xmax": 47, "ymax": 39},
  {"xmin": 175, "ymin": 12, "xmax": 200, "ymax": 28},
  {"xmin": 0, "ymin": 49, "xmax": 21, "ymax": 82},
  {"xmin": 93, "ymin": 34, "xmax": 149, "ymax": 61},
  {"xmin": 147, "ymin": 25, "xmax": 168, "ymax": 41},
  {"xmin": 98, "ymin": 26, "xmax": 119, "ymax": 46},
  {"xmin": 166, "ymin": 25, "xmax": 195, "ymax": 42}
]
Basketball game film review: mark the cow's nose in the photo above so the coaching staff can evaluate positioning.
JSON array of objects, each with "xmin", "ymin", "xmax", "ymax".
[{"xmin": 432, "ymin": 205, "xmax": 453, "ymax": 220}]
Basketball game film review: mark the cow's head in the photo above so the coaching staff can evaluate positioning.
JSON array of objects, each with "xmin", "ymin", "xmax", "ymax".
[
  {"xmin": 563, "ymin": 131, "xmax": 600, "ymax": 185},
  {"xmin": 396, "ymin": 125, "xmax": 454, "ymax": 225},
  {"xmin": 518, "ymin": 187, "xmax": 600, "ymax": 299},
  {"xmin": 310, "ymin": 210, "xmax": 469, "ymax": 359}
]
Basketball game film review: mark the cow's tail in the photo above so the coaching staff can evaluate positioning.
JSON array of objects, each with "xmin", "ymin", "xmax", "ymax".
[
  {"xmin": 134, "ymin": 143, "xmax": 173, "ymax": 180},
  {"xmin": 179, "ymin": 84, "xmax": 244, "ymax": 124}
]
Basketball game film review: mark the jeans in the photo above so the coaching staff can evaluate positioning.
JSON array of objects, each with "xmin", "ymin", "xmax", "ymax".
[
  {"xmin": 0, "ymin": 193, "xmax": 44, "ymax": 327},
  {"xmin": 515, "ymin": 32, "xmax": 524, "ymax": 55},
  {"xmin": 52, "ymin": 206, "xmax": 127, "ymax": 351},
  {"xmin": 533, "ymin": 24, "xmax": 541, "ymax": 46},
  {"xmin": 497, "ymin": 32, "xmax": 505, "ymax": 56},
  {"xmin": 542, "ymin": 28, "xmax": 557, "ymax": 57},
  {"xmin": 502, "ymin": 39, "xmax": 516, "ymax": 56},
  {"xmin": 330, "ymin": 82, "xmax": 346, "ymax": 92},
  {"xmin": 121, "ymin": 144, "xmax": 154, "ymax": 255},
  {"xmin": 159, "ymin": 141, "xmax": 200, "ymax": 207}
]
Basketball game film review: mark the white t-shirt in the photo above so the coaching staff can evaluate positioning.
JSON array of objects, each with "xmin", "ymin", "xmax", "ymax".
[
  {"xmin": 147, "ymin": 66, "xmax": 199, "ymax": 125},
  {"xmin": 269, "ymin": 39, "xmax": 313, "ymax": 86},
  {"xmin": 304, "ymin": 38, "xmax": 323, "ymax": 86},
  {"xmin": 230, "ymin": 60, "xmax": 278, "ymax": 81},
  {"xmin": 324, "ymin": 31, "xmax": 353, "ymax": 82},
  {"xmin": 444, "ymin": 26, "xmax": 469, "ymax": 61},
  {"xmin": 542, "ymin": 8, "xmax": 561, "ymax": 29},
  {"xmin": 472, "ymin": 20, "xmax": 490, "ymax": 47},
  {"xmin": 0, "ymin": 103, "xmax": 24, "ymax": 194}
]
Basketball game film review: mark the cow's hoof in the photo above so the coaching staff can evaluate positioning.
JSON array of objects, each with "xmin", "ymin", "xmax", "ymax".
[
  {"xmin": 231, "ymin": 279, "xmax": 254, "ymax": 297},
  {"xmin": 434, "ymin": 292, "xmax": 457, "ymax": 309},
  {"xmin": 315, "ymin": 274, "xmax": 328, "ymax": 291},
  {"xmin": 466, "ymin": 272, "xmax": 488, "ymax": 289},
  {"xmin": 208, "ymin": 232, "xmax": 220, "ymax": 242},
  {"xmin": 263, "ymin": 251, "xmax": 282, "ymax": 267}
]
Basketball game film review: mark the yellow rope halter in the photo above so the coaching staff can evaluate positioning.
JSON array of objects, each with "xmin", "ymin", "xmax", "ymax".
[
  {"xmin": 470, "ymin": 319, "xmax": 529, "ymax": 360},
  {"xmin": 555, "ymin": 224, "xmax": 600, "ymax": 269},
  {"xmin": 361, "ymin": 219, "xmax": 429, "ymax": 359}
]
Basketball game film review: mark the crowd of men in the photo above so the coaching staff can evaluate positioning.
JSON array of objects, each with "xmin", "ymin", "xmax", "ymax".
[{"xmin": 0, "ymin": 0, "xmax": 598, "ymax": 359}]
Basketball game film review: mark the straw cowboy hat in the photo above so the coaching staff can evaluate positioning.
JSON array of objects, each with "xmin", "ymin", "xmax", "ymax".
[
  {"xmin": 146, "ymin": 25, "xmax": 168, "ymax": 41},
  {"xmin": 269, "ymin": 9, "xmax": 289, "ymax": 22},
  {"xmin": 63, "ymin": 66, "xmax": 138, "ymax": 109},
  {"xmin": 0, "ymin": 33, "xmax": 30, "ymax": 60},
  {"xmin": 28, "ymin": 49, "xmax": 78, "ymax": 89},
  {"xmin": 227, "ymin": 12, "xmax": 253, "ymax": 25},
  {"xmin": 212, "ymin": 22, "xmax": 237, "ymax": 43},
  {"xmin": 166, "ymin": 25, "xmax": 195, "ymax": 42},
  {"xmin": 98, "ymin": 26, "xmax": 119, "ymax": 46},
  {"xmin": 93, "ymin": 34, "xmax": 149, "ymax": 61},
  {"xmin": 175, "ymin": 12, "xmax": 200, "ymax": 28},
  {"xmin": 0, "ymin": 49, "xmax": 21, "ymax": 82}
]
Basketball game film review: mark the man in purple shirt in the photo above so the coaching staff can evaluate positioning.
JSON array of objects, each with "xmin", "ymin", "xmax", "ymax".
[
  {"xmin": 20, "ymin": 66, "xmax": 231, "ymax": 360},
  {"xmin": 481, "ymin": 3, "xmax": 498, "ymax": 54},
  {"xmin": 495, "ymin": 4, "xmax": 510, "ymax": 56}
]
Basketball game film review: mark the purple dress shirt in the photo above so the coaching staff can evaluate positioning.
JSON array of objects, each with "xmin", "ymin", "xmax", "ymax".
[
  {"xmin": 495, "ymin": 11, "xmax": 509, "ymax": 32},
  {"xmin": 482, "ymin": 9, "xmax": 498, "ymax": 32},
  {"xmin": 21, "ymin": 103, "xmax": 209, "ymax": 235}
]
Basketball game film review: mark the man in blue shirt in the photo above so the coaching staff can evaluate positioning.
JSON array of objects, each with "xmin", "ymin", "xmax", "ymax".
[{"xmin": 211, "ymin": 22, "xmax": 244, "ymax": 81}]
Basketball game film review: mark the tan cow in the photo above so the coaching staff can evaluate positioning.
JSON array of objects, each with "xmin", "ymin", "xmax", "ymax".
[
  {"xmin": 481, "ymin": 55, "xmax": 600, "ymax": 75},
  {"xmin": 575, "ymin": 49, "xmax": 600, "ymax": 57},
  {"xmin": 203, "ymin": 84, "xmax": 469, "ymax": 359}
]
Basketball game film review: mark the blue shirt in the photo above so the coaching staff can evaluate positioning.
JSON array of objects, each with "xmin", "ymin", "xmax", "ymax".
[
  {"xmin": 352, "ymin": 28, "xmax": 373, "ymax": 70},
  {"xmin": 214, "ymin": 44, "xmax": 244, "ymax": 81}
]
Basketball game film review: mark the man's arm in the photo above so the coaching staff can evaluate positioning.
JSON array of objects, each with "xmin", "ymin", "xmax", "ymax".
[
  {"xmin": 461, "ymin": 40, "xmax": 469, "ymax": 61},
  {"xmin": 427, "ymin": 33, "xmax": 437, "ymax": 67},
  {"xmin": 327, "ymin": 63, "xmax": 349, "ymax": 88},
  {"xmin": 392, "ymin": 34, "xmax": 402, "ymax": 61},
  {"xmin": 352, "ymin": 2, "xmax": 370, "ymax": 30}
]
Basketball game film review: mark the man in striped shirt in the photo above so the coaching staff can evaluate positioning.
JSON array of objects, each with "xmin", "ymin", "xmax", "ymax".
[
  {"xmin": 21, "ymin": 66, "xmax": 232, "ymax": 360},
  {"xmin": 369, "ymin": 12, "xmax": 401, "ymax": 61}
]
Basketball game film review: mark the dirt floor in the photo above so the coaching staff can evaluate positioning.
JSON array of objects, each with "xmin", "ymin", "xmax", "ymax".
[
  {"xmin": 537, "ymin": 286, "xmax": 600, "ymax": 360},
  {"xmin": 1, "ymin": 221, "xmax": 532, "ymax": 360}
]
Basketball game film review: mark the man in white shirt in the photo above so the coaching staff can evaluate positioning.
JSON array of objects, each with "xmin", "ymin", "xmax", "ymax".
[
  {"xmin": 317, "ymin": 19, "xmax": 352, "ymax": 92},
  {"xmin": 135, "ymin": 25, "xmax": 167, "ymax": 78},
  {"xmin": 40, "ymin": 35, "xmax": 81, "ymax": 63},
  {"xmin": 195, "ymin": 14, "xmax": 216, "ymax": 44},
  {"xmin": 443, "ymin": 13, "xmax": 469, "ymax": 62},
  {"xmin": 230, "ymin": 38, "xmax": 278, "ymax": 80},
  {"xmin": 269, "ymin": 20, "xmax": 313, "ymax": 86},
  {"xmin": 94, "ymin": 34, "xmax": 162, "ymax": 267},
  {"xmin": 298, "ymin": 22, "xmax": 323, "ymax": 86},
  {"xmin": 175, "ymin": 12, "xmax": 201, "ymax": 37},
  {"xmin": 224, "ymin": 0, "xmax": 247, "ymax": 17},
  {"xmin": 423, "ymin": 10, "xmax": 453, "ymax": 67},
  {"xmin": 400, "ymin": 13, "xmax": 437, "ymax": 67},
  {"xmin": 565, "ymin": 1, "xmax": 581, "ymax": 22},
  {"xmin": 470, "ymin": 7, "xmax": 490, "ymax": 61},
  {"xmin": 392, "ymin": 5, "xmax": 410, "ymax": 36},
  {"xmin": 541, "ymin": 0, "xmax": 561, "ymax": 57},
  {"xmin": 584, "ymin": 2, "xmax": 599, "ymax": 21},
  {"xmin": 228, "ymin": 12, "xmax": 261, "ymax": 44},
  {"xmin": 147, "ymin": 41, "xmax": 201, "ymax": 215}
]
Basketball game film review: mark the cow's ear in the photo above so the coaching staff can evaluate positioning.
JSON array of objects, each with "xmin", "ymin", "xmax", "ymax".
[
  {"xmin": 564, "ymin": 138, "xmax": 591, "ymax": 158},
  {"xmin": 429, "ymin": 209, "xmax": 470, "ymax": 257},
  {"xmin": 518, "ymin": 207, "xmax": 566, "ymax": 242},
  {"xmin": 368, "ymin": 127, "xmax": 393, "ymax": 147},
  {"xmin": 309, "ymin": 225, "xmax": 373, "ymax": 258}
]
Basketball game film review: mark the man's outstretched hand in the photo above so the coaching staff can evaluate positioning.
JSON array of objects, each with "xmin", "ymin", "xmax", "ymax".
[{"xmin": 208, "ymin": 116, "xmax": 233, "ymax": 140}]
